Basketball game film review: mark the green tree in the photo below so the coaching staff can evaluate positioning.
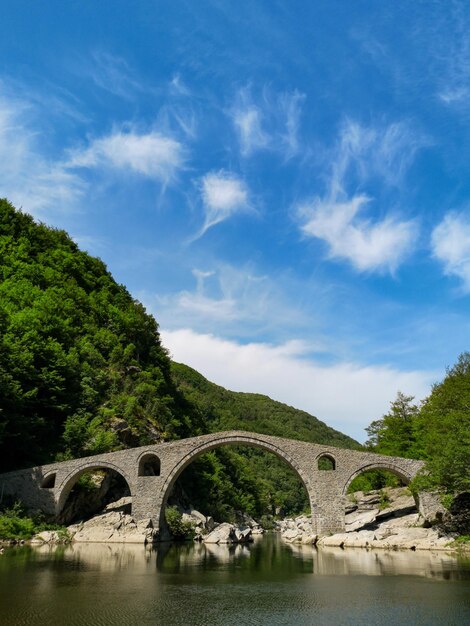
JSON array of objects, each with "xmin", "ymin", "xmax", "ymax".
[
  {"xmin": 414, "ymin": 352, "xmax": 470, "ymax": 493},
  {"xmin": 365, "ymin": 391, "xmax": 419, "ymax": 458}
]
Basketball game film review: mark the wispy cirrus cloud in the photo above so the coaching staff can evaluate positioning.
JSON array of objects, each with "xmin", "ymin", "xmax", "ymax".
[
  {"xmin": 230, "ymin": 86, "xmax": 305, "ymax": 158},
  {"xmin": 0, "ymin": 92, "xmax": 85, "ymax": 217},
  {"xmin": 232, "ymin": 103, "xmax": 269, "ymax": 156},
  {"xmin": 141, "ymin": 262, "xmax": 308, "ymax": 340},
  {"xmin": 66, "ymin": 128, "xmax": 186, "ymax": 184},
  {"xmin": 329, "ymin": 119, "xmax": 427, "ymax": 190},
  {"xmin": 0, "ymin": 81, "xmax": 187, "ymax": 218},
  {"xmin": 192, "ymin": 170, "xmax": 250, "ymax": 239},
  {"xmin": 431, "ymin": 212, "xmax": 470, "ymax": 291},
  {"xmin": 86, "ymin": 51, "xmax": 144, "ymax": 100},
  {"xmin": 297, "ymin": 119, "xmax": 423, "ymax": 273},
  {"xmin": 433, "ymin": 7, "xmax": 470, "ymax": 107}
]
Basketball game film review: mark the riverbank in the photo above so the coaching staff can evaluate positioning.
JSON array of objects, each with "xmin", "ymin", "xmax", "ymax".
[
  {"xmin": 2, "ymin": 487, "xmax": 468, "ymax": 553},
  {"xmin": 278, "ymin": 487, "xmax": 469, "ymax": 552}
]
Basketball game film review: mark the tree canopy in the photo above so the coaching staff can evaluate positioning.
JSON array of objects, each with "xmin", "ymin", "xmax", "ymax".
[{"xmin": 0, "ymin": 198, "xmax": 204, "ymax": 471}]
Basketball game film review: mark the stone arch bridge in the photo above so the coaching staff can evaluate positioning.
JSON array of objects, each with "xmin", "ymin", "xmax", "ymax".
[{"xmin": 0, "ymin": 431, "xmax": 427, "ymax": 536}]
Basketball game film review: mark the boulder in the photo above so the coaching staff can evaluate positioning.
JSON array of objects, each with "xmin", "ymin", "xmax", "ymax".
[
  {"xmin": 203, "ymin": 522, "xmax": 237, "ymax": 544},
  {"xmin": 282, "ymin": 528, "xmax": 301, "ymax": 542},
  {"xmin": 234, "ymin": 527, "xmax": 253, "ymax": 543},
  {"xmin": 31, "ymin": 530, "xmax": 63, "ymax": 544},
  {"xmin": 345, "ymin": 508, "xmax": 379, "ymax": 532},
  {"xmin": 67, "ymin": 511, "xmax": 159, "ymax": 544}
]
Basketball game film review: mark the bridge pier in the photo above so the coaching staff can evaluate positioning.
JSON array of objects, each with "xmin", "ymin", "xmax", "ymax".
[{"xmin": 311, "ymin": 488, "xmax": 346, "ymax": 535}]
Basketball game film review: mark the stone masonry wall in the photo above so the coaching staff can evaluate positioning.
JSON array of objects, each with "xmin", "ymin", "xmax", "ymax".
[{"xmin": 0, "ymin": 431, "xmax": 426, "ymax": 536}]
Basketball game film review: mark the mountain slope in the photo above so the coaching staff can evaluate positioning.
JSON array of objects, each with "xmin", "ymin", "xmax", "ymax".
[
  {"xmin": 0, "ymin": 198, "xmax": 204, "ymax": 471},
  {"xmin": 172, "ymin": 362, "xmax": 359, "ymax": 448}
]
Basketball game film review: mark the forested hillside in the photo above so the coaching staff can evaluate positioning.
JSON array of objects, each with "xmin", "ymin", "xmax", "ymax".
[
  {"xmin": 0, "ymin": 199, "xmax": 359, "ymax": 519},
  {"xmin": 0, "ymin": 199, "xmax": 205, "ymax": 472}
]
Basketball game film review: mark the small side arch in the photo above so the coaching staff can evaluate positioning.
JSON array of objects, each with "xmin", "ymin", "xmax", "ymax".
[
  {"xmin": 41, "ymin": 472, "xmax": 56, "ymax": 489},
  {"xmin": 55, "ymin": 461, "xmax": 133, "ymax": 516},
  {"xmin": 342, "ymin": 462, "xmax": 414, "ymax": 496},
  {"xmin": 138, "ymin": 452, "xmax": 161, "ymax": 476},
  {"xmin": 316, "ymin": 453, "xmax": 336, "ymax": 471}
]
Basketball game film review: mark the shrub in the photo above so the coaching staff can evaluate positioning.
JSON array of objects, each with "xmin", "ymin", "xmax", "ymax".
[{"xmin": 165, "ymin": 506, "xmax": 195, "ymax": 541}]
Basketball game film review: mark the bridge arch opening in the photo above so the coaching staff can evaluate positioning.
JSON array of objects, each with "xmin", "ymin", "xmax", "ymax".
[
  {"xmin": 56, "ymin": 463, "xmax": 132, "ymax": 524},
  {"xmin": 317, "ymin": 453, "xmax": 336, "ymax": 471},
  {"xmin": 160, "ymin": 435, "xmax": 312, "ymax": 532},
  {"xmin": 41, "ymin": 473, "xmax": 56, "ymax": 489},
  {"xmin": 343, "ymin": 463, "xmax": 418, "ymax": 528},
  {"xmin": 343, "ymin": 462, "xmax": 413, "ymax": 495},
  {"xmin": 138, "ymin": 453, "xmax": 161, "ymax": 476}
]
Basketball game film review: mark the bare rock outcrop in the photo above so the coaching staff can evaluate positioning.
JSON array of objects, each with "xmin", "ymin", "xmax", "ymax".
[{"xmin": 66, "ymin": 511, "xmax": 159, "ymax": 544}]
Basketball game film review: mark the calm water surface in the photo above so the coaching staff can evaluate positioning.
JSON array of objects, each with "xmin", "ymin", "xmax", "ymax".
[{"xmin": 0, "ymin": 535, "xmax": 469, "ymax": 625}]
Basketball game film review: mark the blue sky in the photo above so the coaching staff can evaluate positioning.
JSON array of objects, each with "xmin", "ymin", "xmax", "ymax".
[{"xmin": 1, "ymin": 1, "xmax": 470, "ymax": 440}]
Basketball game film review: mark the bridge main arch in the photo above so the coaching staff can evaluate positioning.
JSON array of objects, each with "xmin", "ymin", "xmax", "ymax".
[{"xmin": 156, "ymin": 432, "xmax": 314, "ymax": 532}]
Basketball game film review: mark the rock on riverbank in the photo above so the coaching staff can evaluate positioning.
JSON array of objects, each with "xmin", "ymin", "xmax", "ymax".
[
  {"xmin": 278, "ymin": 488, "xmax": 455, "ymax": 551},
  {"xmin": 31, "ymin": 499, "xmax": 261, "ymax": 545},
  {"xmin": 181, "ymin": 510, "xmax": 262, "ymax": 544}
]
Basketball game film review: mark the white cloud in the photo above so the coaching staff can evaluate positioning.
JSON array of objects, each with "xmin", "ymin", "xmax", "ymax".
[
  {"xmin": 298, "ymin": 119, "xmax": 422, "ymax": 272},
  {"xmin": 230, "ymin": 86, "xmax": 305, "ymax": 158},
  {"xmin": 194, "ymin": 171, "xmax": 250, "ymax": 238},
  {"xmin": 433, "ymin": 13, "xmax": 470, "ymax": 109},
  {"xmin": 278, "ymin": 90, "xmax": 304, "ymax": 158},
  {"xmin": 0, "ymin": 87, "xmax": 185, "ymax": 217},
  {"xmin": 140, "ymin": 262, "xmax": 308, "ymax": 340},
  {"xmin": 332, "ymin": 119, "xmax": 426, "ymax": 190},
  {"xmin": 67, "ymin": 130, "xmax": 185, "ymax": 184},
  {"xmin": 86, "ymin": 51, "xmax": 143, "ymax": 100},
  {"xmin": 431, "ymin": 212, "xmax": 470, "ymax": 291},
  {"xmin": 233, "ymin": 106, "xmax": 269, "ymax": 156},
  {"xmin": 161, "ymin": 328, "xmax": 436, "ymax": 442},
  {"xmin": 300, "ymin": 194, "xmax": 417, "ymax": 272}
]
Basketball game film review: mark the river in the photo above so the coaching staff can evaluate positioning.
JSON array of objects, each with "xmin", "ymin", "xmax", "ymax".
[{"xmin": 0, "ymin": 535, "xmax": 469, "ymax": 625}]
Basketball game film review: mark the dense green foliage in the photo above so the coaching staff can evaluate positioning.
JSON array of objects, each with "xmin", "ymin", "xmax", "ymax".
[
  {"xmin": 0, "ymin": 199, "xmax": 204, "ymax": 471},
  {"xmin": 0, "ymin": 502, "xmax": 67, "ymax": 541},
  {"xmin": 363, "ymin": 355, "xmax": 470, "ymax": 496},
  {"xmin": 347, "ymin": 469, "xmax": 401, "ymax": 493},
  {"xmin": 165, "ymin": 506, "xmax": 195, "ymax": 540},
  {"xmin": 414, "ymin": 353, "xmax": 470, "ymax": 493}
]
